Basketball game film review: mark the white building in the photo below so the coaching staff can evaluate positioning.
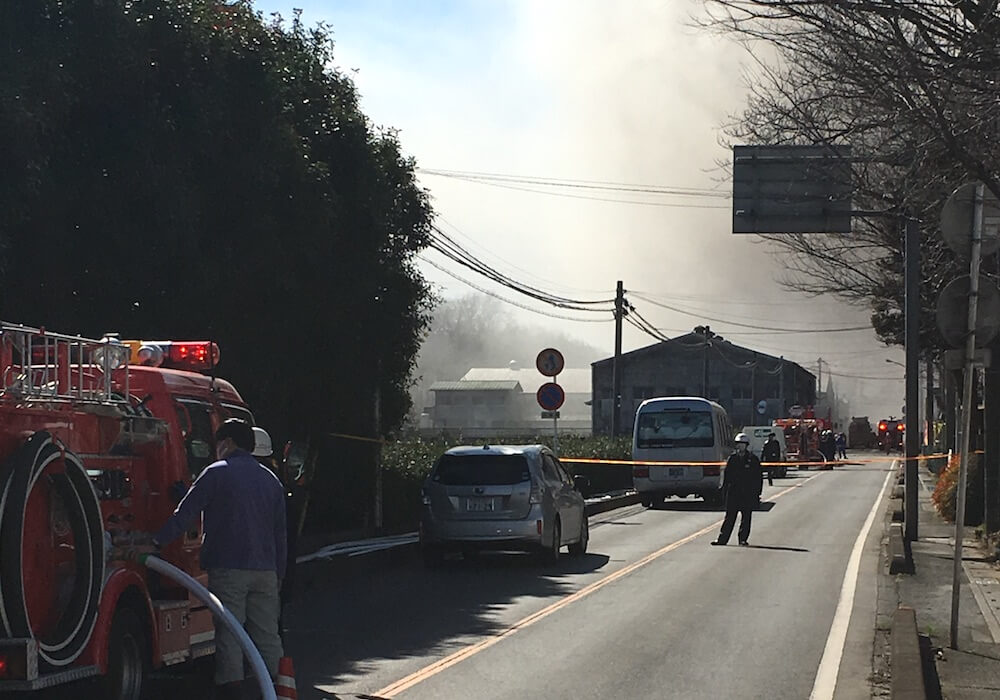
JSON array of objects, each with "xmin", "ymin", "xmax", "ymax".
[{"xmin": 425, "ymin": 364, "xmax": 592, "ymax": 437}]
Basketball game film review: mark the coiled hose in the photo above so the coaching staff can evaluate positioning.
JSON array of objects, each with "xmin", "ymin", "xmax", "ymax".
[
  {"xmin": 142, "ymin": 555, "xmax": 277, "ymax": 700},
  {"xmin": 0, "ymin": 431, "xmax": 105, "ymax": 667}
]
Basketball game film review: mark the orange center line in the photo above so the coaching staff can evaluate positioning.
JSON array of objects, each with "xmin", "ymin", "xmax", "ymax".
[{"xmin": 374, "ymin": 474, "xmax": 819, "ymax": 697}]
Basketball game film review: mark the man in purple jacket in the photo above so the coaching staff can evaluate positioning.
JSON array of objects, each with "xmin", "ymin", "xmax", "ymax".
[{"xmin": 154, "ymin": 419, "xmax": 287, "ymax": 699}]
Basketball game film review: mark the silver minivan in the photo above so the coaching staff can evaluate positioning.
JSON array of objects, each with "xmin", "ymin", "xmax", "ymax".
[{"xmin": 419, "ymin": 444, "xmax": 588, "ymax": 565}]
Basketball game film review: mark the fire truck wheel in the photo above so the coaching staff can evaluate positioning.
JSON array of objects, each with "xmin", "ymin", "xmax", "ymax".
[{"xmin": 101, "ymin": 607, "xmax": 148, "ymax": 700}]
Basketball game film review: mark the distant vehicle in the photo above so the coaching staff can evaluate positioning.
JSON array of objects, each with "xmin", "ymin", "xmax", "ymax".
[
  {"xmin": 741, "ymin": 425, "xmax": 789, "ymax": 478},
  {"xmin": 631, "ymin": 397, "xmax": 734, "ymax": 506},
  {"xmin": 877, "ymin": 418, "xmax": 905, "ymax": 453},
  {"xmin": 773, "ymin": 417, "xmax": 827, "ymax": 465},
  {"xmin": 848, "ymin": 416, "xmax": 876, "ymax": 449},
  {"xmin": 419, "ymin": 444, "xmax": 588, "ymax": 565}
]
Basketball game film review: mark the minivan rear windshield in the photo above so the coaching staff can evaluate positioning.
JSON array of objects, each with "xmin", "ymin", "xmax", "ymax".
[
  {"xmin": 637, "ymin": 410, "xmax": 715, "ymax": 448},
  {"xmin": 432, "ymin": 454, "xmax": 531, "ymax": 485}
]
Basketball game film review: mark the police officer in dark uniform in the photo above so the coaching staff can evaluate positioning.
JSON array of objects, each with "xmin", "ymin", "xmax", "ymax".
[
  {"xmin": 761, "ymin": 431, "xmax": 781, "ymax": 486},
  {"xmin": 711, "ymin": 432, "xmax": 763, "ymax": 547}
]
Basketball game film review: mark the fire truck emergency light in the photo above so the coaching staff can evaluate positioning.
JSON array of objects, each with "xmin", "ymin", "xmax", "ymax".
[{"xmin": 123, "ymin": 341, "xmax": 220, "ymax": 371}]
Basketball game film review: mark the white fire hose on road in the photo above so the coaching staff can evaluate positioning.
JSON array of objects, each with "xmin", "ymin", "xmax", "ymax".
[{"xmin": 142, "ymin": 555, "xmax": 277, "ymax": 700}]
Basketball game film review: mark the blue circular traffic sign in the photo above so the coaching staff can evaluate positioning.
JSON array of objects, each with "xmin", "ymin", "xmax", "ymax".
[
  {"xmin": 536, "ymin": 382, "xmax": 565, "ymax": 411},
  {"xmin": 536, "ymin": 348, "xmax": 565, "ymax": 377}
]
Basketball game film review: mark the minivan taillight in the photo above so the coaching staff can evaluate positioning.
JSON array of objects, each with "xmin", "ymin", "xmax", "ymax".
[
  {"xmin": 703, "ymin": 466, "xmax": 720, "ymax": 477},
  {"xmin": 529, "ymin": 482, "xmax": 543, "ymax": 504},
  {"xmin": 633, "ymin": 466, "xmax": 649, "ymax": 479}
]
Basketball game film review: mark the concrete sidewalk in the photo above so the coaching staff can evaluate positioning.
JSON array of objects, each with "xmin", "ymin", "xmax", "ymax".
[{"xmin": 880, "ymin": 465, "xmax": 1000, "ymax": 698}]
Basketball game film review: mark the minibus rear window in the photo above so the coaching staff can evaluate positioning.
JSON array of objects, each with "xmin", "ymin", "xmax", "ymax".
[{"xmin": 637, "ymin": 410, "xmax": 715, "ymax": 448}]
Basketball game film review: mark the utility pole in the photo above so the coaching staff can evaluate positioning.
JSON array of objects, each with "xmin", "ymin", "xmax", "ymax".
[
  {"xmin": 817, "ymin": 358, "xmax": 823, "ymax": 391},
  {"xmin": 611, "ymin": 280, "xmax": 624, "ymax": 437}
]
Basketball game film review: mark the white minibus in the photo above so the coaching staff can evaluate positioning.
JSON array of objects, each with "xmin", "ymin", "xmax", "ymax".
[{"xmin": 631, "ymin": 397, "xmax": 734, "ymax": 506}]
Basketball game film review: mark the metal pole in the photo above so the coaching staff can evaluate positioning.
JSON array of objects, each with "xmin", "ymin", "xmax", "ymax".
[
  {"xmin": 374, "ymin": 374, "xmax": 383, "ymax": 535},
  {"xmin": 779, "ymin": 356, "xmax": 785, "ymax": 414},
  {"xmin": 904, "ymin": 216, "xmax": 921, "ymax": 542},
  {"xmin": 926, "ymin": 357, "xmax": 935, "ymax": 450},
  {"xmin": 553, "ymin": 376, "xmax": 560, "ymax": 455},
  {"xmin": 611, "ymin": 280, "xmax": 623, "ymax": 437},
  {"xmin": 950, "ymin": 183, "xmax": 985, "ymax": 650},
  {"xmin": 985, "ymin": 368, "xmax": 1000, "ymax": 534}
]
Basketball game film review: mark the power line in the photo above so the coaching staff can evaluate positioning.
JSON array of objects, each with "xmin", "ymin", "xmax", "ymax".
[
  {"xmin": 434, "ymin": 216, "xmax": 614, "ymax": 298},
  {"xmin": 420, "ymin": 171, "xmax": 730, "ymax": 209},
  {"xmin": 419, "ymin": 168, "xmax": 731, "ymax": 198},
  {"xmin": 427, "ymin": 225, "xmax": 616, "ymax": 311},
  {"xmin": 630, "ymin": 292, "xmax": 873, "ymax": 334},
  {"xmin": 419, "ymin": 254, "xmax": 615, "ymax": 323},
  {"xmin": 631, "ymin": 288, "xmax": 853, "ymax": 308}
]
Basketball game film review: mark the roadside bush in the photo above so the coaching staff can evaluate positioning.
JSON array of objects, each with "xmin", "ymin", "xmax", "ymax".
[
  {"xmin": 378, "ymin": 434, "xmax": 634, "ymax": 533},
  {"xmin": 932, "ymin": 452, "xmax": 984, "ymax": 525}
]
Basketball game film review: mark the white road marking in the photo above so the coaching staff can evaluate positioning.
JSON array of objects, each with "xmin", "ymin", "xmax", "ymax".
[{"xmin": 809, "ymin": 464, "xmax": 895, "ymax": 700}]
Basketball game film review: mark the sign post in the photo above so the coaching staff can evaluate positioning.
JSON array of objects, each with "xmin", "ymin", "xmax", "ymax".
[
  {"xmin": 732, "ymin": 144, "xmax": 925, "ymax": 545},
  {"xmin": 938, "ymin": 183, "xmax": 997, "ymax": 650},
  {"xmin": 537, "ymin": 348, "xmax": 566, "ymax": 454}
]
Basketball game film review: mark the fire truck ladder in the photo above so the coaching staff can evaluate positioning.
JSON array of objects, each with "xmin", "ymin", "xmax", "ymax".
[{"xmin": 0, "ymin": 322, "xmax": 130, "ymax": 405}]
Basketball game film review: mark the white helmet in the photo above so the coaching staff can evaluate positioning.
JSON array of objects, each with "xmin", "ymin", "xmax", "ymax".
[
  {"xmin": 251, "ymin": 427, "xmax": 273, "ymax": 457},
  {"xmin": 735, "ymin": 432, "xmax": 750, "ymax": 444}
]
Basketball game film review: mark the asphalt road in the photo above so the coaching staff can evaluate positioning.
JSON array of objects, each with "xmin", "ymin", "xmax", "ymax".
[
  {"xmin": 283, "ymin": 458, "xmax": 894, "ymax": 700},
  {"xmin": 18, "ymin": 456, "xmax": 894, "ymax": 699}
]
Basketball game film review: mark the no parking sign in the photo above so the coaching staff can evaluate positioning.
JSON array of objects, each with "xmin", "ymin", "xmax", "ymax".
[{"xmin": 536, "ymin": 382, "xmax": 565, "ymax": 411}]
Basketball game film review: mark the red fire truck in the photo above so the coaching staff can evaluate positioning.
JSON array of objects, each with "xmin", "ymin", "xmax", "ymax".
[
  {"xmin": 772, "ymin": 415, "xmax": 831, "ymax": 466},
  {"xmin": 0, "ymin": 322, "xmax": 257, "ymax": 698},
  {"xmin": 877, "ymin": 418, "xmax": 905, "ymax": 453}
]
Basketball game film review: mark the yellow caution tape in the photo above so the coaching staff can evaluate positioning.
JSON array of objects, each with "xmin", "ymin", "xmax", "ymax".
[{"xmin": 328, "ymin": 432, "xmax": 385, "ymax": 444}]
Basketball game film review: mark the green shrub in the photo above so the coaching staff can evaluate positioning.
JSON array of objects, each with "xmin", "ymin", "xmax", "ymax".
[{"xmin": 378, "ymin": 434, "xmax": 634, "ymax": 533}]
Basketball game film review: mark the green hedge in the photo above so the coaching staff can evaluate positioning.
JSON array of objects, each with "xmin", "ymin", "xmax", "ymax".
[{"xmin": 378, "ymin": 434, "xmax": 633, "ymax": 533}]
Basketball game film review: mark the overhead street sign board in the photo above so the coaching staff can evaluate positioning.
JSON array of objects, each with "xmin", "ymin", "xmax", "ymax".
[
  {"xmin": 536, "ymin": 382, "xmax": 566, "ymax": 411},
  {"xmin": 732, "ymin": 145, "xmax": 853, "ymax": 234}
]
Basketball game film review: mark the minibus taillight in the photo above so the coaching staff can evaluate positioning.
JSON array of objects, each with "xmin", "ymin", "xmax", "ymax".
[{"xmin": 633, "ymin": 466, "xmax": 649, "ymax": 479}]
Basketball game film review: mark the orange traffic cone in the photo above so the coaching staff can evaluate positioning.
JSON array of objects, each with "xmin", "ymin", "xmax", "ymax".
[{"xmin": 275, "ymin": 656, "xmax": 297, "ymax": 699}]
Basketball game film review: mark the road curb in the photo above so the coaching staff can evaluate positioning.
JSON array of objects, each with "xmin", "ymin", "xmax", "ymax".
[
  {"xmin": 294, "ymin": 492, "xmax": 643, "ymax": 583},
  {"xmin": 889, "ymin": 498, "xmax": 904, "ymax": 523},
  {"xmin": 889, "ymin": 523, "xmax": 914, "ymax": 575},
  {"xmin": 890, "ymin": 606, "xmax": 928, "ymax": 700},
  {"xmin": 584, "ymin": 492, "xmax": 640, "ymax": 516}
]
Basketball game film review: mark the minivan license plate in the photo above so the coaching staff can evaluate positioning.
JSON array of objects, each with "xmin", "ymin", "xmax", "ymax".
[
  {"xmin": 467, "ymin": 497, "xmax": 496, "ymax": 512},
  {"xmin": 668, "ymin": 467, "xmax": 684, "ymax": 478}
]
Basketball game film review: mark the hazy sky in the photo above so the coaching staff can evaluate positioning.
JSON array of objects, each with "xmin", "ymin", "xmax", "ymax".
[{"xmin": 256, "ymin": 0, "xmax": 908, "ymax": 420}]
